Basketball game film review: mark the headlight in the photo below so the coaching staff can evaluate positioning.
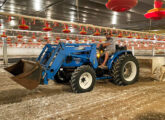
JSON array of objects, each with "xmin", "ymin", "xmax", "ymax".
[{"xmin": 97, "ymin": 53, "xmax": 100, "ymax": 58}]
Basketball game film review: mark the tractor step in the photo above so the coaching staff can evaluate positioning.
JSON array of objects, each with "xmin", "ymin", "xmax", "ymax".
[{"xmin": 98, "ymin": 66, "xmax": 108, "ymax": 70}]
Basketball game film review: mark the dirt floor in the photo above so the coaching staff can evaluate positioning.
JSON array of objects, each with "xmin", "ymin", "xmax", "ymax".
[{"xmin": 0, "ymin": 67, "xmax": 165, "ymax": 120}]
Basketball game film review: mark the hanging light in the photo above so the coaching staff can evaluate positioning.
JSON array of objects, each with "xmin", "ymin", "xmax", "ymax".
[
  {"xmin": 145, "ymin": 0, "xmax": 165, "ymax": 20},
  {"xmin": 93, "ymin": 29, "xmax": 101, "ymax": 36},
  {"xmin": 19, "ymin": 18, "xmax": 29, "ymax": 30},
  {"xmin": 80, "ymin": 27, "xmax": 87, "ymax": 35},
  {"xmin": 63, "ymin": 24, "xmax": 71, "ymax": 33},
  {"xmin": 106, "ymin": 0, "xmax": 138, "ymax": 12},
  {"xmin": 43, "ymin": 21, "xmax": 52, "ymax": 31}
]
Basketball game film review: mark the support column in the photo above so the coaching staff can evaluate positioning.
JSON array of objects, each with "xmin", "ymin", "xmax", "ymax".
[
  {"xmin": 152, "ymin": 46, "xmax": 155, "ymax": 56},
  {"xmin": 132, "ymin": 46, "xmax": 135, "ymax": 56},
  {"xmin": 3, "ymin": 37, "xmax": 8, "ymax": 65}
]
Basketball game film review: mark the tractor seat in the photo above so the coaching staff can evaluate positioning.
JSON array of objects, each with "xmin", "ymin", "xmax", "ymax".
[{"xmin": 116, "ymin": 45, "xmax": 127, "ymax": 52}]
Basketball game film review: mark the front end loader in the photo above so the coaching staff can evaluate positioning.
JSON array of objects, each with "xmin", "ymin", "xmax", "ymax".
[{"xmin": 5, "ymin": 42, "xmax": 139, "ymax": 93}]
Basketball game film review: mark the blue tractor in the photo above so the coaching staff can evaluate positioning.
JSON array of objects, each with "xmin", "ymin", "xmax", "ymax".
[{"xmin": 5, "ymin": 42, "xmax": 139, "ymax": 93}]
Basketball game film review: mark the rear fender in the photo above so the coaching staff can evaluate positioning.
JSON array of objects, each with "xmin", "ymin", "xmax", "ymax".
[{"xmin": 107, "ymin": 50, "xmax": 132, "ymax": 70}]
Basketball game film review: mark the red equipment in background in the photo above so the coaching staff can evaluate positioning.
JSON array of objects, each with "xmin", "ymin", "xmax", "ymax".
[
  {"xmin": 145, "ymin": 0, "xmax": 165, "ymax": 20},
  {"xmin": 106, "ymin": 0, "xmax": 138, "ymax": 12}
]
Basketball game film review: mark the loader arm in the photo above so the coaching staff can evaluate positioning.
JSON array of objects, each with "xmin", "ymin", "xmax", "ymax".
[{"xmin": 40, "ymin": 43, "xmax": 98, "ymax": 85}]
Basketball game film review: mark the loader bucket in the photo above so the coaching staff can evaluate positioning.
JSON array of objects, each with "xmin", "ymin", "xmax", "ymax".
[{"xmin": 5, "ymin": 59, "xmax": 42, "ymax": 90}]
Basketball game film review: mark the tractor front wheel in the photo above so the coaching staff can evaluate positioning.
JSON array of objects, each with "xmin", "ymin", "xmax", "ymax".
[
  {"xmin": 111, "ymin": 54, "xmax": 139, "ymax": 85},
  {"xmin": 70, "ymin": 65, "xmax": 96, "ymax": 93}
]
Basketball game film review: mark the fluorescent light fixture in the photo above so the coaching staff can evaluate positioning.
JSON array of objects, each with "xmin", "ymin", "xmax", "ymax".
[
  {"xmin": 33, "ymin": 0, "xmax": 42, "ymax": 11},
  {"xmin": 10, "ymin": 4, "xmax": 15, "ymax": 13},
  {"xmin": 112, "ymin": 12, "xmax": 118, "ymax": 25},
  {"xmin": 70, "ymin": 15, "xmax": 75, "ymax": 22},
  {"xmin": 70, "ymin": 28, "xmax": 74, "ymax": 32},
  {"xmin": 47, "ymin": 11, "xmax": 52, "ymax": 19},
  {"xmin": 10, "ymin": 20, "xmax": 16, "ymax": 26},
  {"xmin": 33, "ymin": 39, "xmax": 37, "ymax": 42}
]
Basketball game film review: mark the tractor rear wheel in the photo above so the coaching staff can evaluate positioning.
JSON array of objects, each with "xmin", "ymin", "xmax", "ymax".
[
  {"xmin": 70, "ymin": 65, "xmax": 96, "ymax": 93},
  {"xmin": 111, "ymin": 54, "xmax": 139, "ymax": 85}
]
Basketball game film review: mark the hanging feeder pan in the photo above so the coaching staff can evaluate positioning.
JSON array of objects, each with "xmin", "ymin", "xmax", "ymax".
[
  {"xmin": 127, "ymin": 36, "xmax": 133, "ymax": 38},
  {"xmin": 80, "ymin": 27, "xmax": 87, "ymax": 35},
  {"xmin": 66, "ymin": 36, "xmax": 70, "ymax": 40},
  {"xmin": 1, "ymin": 32, "xmax": 7, "ymax": 38},
  {"xmin": 43, "ymin": 21, "xmax": 52, "ymax": 32},
  {"xmin": 144, "ymin": 8, "xmax": 165, "ymax": 20},
  {"xmin": 93, "ymin": 30, "xmax": 101, "ymax": 36},
  {"xmin": 19, "ymin": 24, "xmax": 29, "ymax": 30},
  {"xmin": 106, "ymin": 0, "xmax": 138, "ymax": 12},
  {"xmin": 56, "ymin": 37, "xmax": 60, "ymax": 41},
  {"xmin": 7, "ymin": 37, "xmax": 11, "ymax": 41},
  {"xmin": 127, "ymin": 34, "xmax": 133, "ymax": 38},
  {"xmin": 17, "ymin": 35, "xmax": 23, "ymax": 39},
  {"xmin": 43, "ymin": 27, "xmax": 52, "ymax": 32},
  {"xmin": 63, "ymin": 24, "xmax": 71, "ymax": 33},
  {"xmin": 32, "ymin": 36, "xmax": 36, "ymax": 39},
  {"xmin": 118, "ymin": 32, "xmax": 123, "ymax": 38},
  {"xmin": 63, "ymin": 29, "xmax": 71, "ymax": 33},
  {"xmin": 80, "ymin": 30, "xmax": 87, "ymax": 35},
  {"xmin": 92, "ymin": 39, "xmax": 95, "ymax": 42},
  {"xmin": 84, "ymin": 38, "xmax": 88, "ymax": 42},
  {"xmin": 144, "ymin": 36, "xmax": 148, "ymax": 40},
  {"xmin": 44, "ymin": 36, "xmax": 49, "ymax": 40},
  {"xmin": 150, "ymin": 37, "xmax": 155, "ymax": 40}
]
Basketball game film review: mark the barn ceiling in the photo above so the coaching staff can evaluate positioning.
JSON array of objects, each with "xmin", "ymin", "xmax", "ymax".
[{"xmin": 0, "ymin": 0, "xmax": 165, "ymax": 32}]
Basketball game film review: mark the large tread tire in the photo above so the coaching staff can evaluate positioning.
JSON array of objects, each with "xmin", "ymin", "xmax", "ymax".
[
  {"xmin": 70, "ymin": 65, "xmax": 96, "ymax": 93},
  {"xmin": 111, "ymin": 54, "xmax": 139, "ymax": 86}
]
